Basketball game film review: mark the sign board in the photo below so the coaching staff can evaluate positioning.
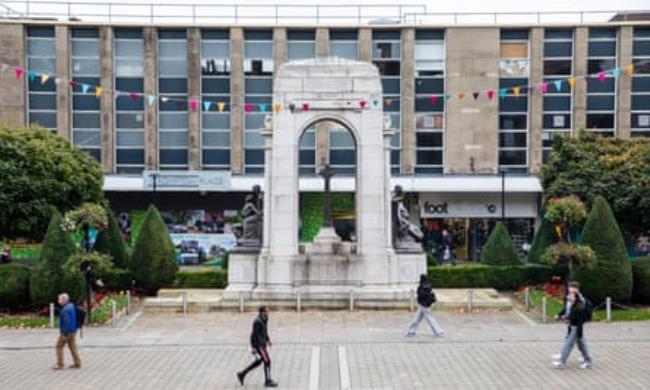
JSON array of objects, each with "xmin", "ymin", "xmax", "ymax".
[
  {"xmin": 420, "ymin": 193, "xmax": 538, "ymax": 219},
  {"xmin": 143, "ymin": 170, "xmax": 231, "ymax": 189}
]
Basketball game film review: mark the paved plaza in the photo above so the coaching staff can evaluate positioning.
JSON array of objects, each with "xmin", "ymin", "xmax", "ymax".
[{"xmin": 1, "ymin": 310, "xmax": 649, "ymax": 389}]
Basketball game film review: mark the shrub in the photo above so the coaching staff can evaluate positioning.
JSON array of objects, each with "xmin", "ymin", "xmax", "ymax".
[
  {"xmin": 103, "ymin": 268, "xmax": 134, "ymax": 292},
  {"xmin": 62, "ymin": 252, "xmax": 114, "ymax": 303},
  {"xmin": 545, "ymin": 196, "xmax": 587, "ymax": 243},
  {"xmin": 29, "ymin": 210, "xmax": 79, "ymax": 307},
  {"xmin": 480, "ymin": 222, "xmax": 521, "ymax": 265},
  {"xmin": 0, "ymin": 264, "xmax": 31, "ymax": 310},
  {"xmin": 540, "ymin": 243, "xmax": 596, "ymax": 278},
  {"xmin": 528, "ymin": 218, "xmax": 558, "ymax": 263},
  {"xmin": 632, "ymin": 256, "xmax": 650, "ymax": 304},
  {"xmin": 427, "ymin": 264, "xmax": 553, "ymax": 290},
  {"xmin": 94, "ymin": 210, "xmax": 129, "ymax": 268},
  {"xmin": 574, "ymin": 196, "xmax": 633, "ymax": 304},
  {"xmin": 174, "ymin": 269, "xmax": 228, "ymax": 288},
  {"xmin": 129, "ymin": 205, "xmax": 178, "ymax": 295}
]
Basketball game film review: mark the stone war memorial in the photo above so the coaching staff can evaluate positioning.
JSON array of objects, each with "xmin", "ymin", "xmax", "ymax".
[{"xmin": 225, "ymin": 57, "xmax": 426, "ymax": 301}]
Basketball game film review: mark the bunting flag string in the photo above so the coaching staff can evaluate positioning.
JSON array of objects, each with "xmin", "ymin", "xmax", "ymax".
[{"xmin": 2, "ymin": 60, "xmax": 649, "ymax": 114}]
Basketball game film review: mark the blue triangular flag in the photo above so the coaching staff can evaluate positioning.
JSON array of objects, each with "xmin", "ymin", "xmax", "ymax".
[
  {"xmin": 444, "ymin": 94, "xmax": 452, "ymax": 102},
  {"xmin": 499, "ymin": 88, "xmax": 507, "ymax": 99},
  {"xmin": 612, "ymin": 68, "xmax": 620, "ymax": 78},
  {"xmin": 28, "ymin": 71, "xmax": 36, "ymax": 82},
  {"xmin": 554, "ymin": 80, "xmax": 562, "ymax": 92},
  {"xmin": 147, "ymin": 95, "xmax": 155, "ymax": 107},
  {"xmin": 259, "ymin": 103, "xmax": 267, "ymax": 113},
  {"xmin": 203, "ymin": 101, "xmax": 211, "ymax": 111},
  {"xmin": 81, "ymin": 84, "xmax": 89, "ymax": 94}
]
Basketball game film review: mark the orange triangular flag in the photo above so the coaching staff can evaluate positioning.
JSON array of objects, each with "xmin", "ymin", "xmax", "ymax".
[
  {"xmin": 625, "ymin": 64, "xmax": 634, "ymax": 75},
  {"xmin": 513, "ymin": 87, "xmax": 520, "ymax": 97},
  {"xmin": 273, "ymin": 103, "xmax": 281, "ymax": 113},
  {"xmin": 384, "ymin": 98, "xmax": 393, "ymax": 106},
  {"xmin": 458, "ymin": 92, "xmax": 465, "ymax": 100},
  {"xmin": 567, "ymin": 77, "xmax": 576, "ymax": 89},
  {"xmin": 95, "ymin": 87, "xmax": 103, "ymax": 98},
  {"xmin": 217, "ymin": 102, "xmax": 225, "ymax": 112}
]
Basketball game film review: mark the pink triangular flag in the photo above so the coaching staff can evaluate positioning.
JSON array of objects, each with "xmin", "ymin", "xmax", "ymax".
[
  {"xmin": 597, "ymin": 71, "xmax": 606, "ymax": 83},
  {"xmin": 429, "ymin": 96, "xmax": 438, "ymax": 106},
  {"xmin": 302, "ymin": 103, "xmax": 310, "ymax": 111},
  {"xmin": 359, "ymin": 100, "xmax": 367, "ymax": 108},
  {"xmin": 130, "ymin": 92, "xmax": 138, "ymax": 102},
  {"xmin": 539, "ymin": 82, "xmax": 548, "ymax": 93},
  {"xmin": 189, "ymin": 99, "xmax": 198, "ymax": 112},
  {"xmin": 244, "ymin": 103, "xmax": 252, "ymax": 112},
  {"xmin": 15, "ymin": 68, "xmax": 23, "ymax": 79},
  {"xmin": 486, "ymin": 89, "xmax": 494, "ymax": 101}
]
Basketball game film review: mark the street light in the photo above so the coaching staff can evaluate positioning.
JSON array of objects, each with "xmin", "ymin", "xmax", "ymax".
[
  {"xmin": 501, "ymin": 171, "xmax": 506, "ymax": 223},
  {"xmin": 151, "ymin": 172, "xmax": 158, "ymax": 207}
]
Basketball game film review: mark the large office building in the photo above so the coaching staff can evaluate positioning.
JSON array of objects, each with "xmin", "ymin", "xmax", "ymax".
[{"xmin": 0, "ymin": 6, "xmax": 648, "ymax": 259}]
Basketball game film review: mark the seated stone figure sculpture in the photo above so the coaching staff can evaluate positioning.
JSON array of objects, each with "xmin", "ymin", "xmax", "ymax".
[{"xmin": 393, "ymin": 185, "xmax": 424, "ymax": 252}]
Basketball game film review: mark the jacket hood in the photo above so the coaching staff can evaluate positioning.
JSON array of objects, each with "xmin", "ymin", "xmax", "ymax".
[{"xmin": 419, "ymin": 274, "xmax": 429, "ymax": 284}]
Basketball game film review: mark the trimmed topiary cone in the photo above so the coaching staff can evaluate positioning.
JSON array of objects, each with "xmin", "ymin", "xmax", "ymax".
[{"xmin": 480, "ymin": 222, "xmax": 522, "ymax": 265}]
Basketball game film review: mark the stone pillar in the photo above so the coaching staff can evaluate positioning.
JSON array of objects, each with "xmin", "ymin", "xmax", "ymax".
[
  {"xmin": 315, "ymin": 28, "xmax": 329, "ymax": 58},
  {"xmin": 230, "ymin": 27, "xmax": 244, "ymax": 174},
  {"xmin": 55, "ymin": 25, "xmax": 71, "ymax": 140},
  {"xmin": 617, "ymin": 26, "xmax": 633, "ymax": 139},
  {"xmin": 400, "ymin": 28, "xmax": 415, "ymax": 175},
  {"xmin": 273, "ymin": 28, "xmax": 287, "ymax": 71},
  {"xmin": 99, "ymin": 26, "xmax": 114, "ymax": 174},
  {"xmin": 572, "ymin": 27, "xmax": 588, "ymax": 134},
  {"xmin": 528, "ymin": 27, "xmax": 544, "ymax": 174},
  {"xmin": 143, "ymin": 27, "xmax": 158, "ymax": 170},
  {"xmin": 0, "ymin": 24, "xmax": 25, "ymax": 126},
  {"xmin": 187, "ymin": 28, "xmax": 201, "ymax": 169},
  {"xmin": 358, "ymin": 28, "xmax": 372, "ymax": 62},
  {"xmin": 445, "ymin": 27, "xmax": 500, "ymax": 174}
]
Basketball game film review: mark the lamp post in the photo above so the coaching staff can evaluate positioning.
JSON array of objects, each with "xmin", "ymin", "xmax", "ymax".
[
  {"xmin": 151, "ymin": 172, "xmax": 158, "ymax": 207},
  {"xmin": 501, "ymin": 171, "xmax": 506, "ymax": 223}
]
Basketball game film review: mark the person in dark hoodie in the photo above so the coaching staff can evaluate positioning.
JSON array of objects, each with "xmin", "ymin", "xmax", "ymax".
[
  {"xmin": 552, "ymin": 281, "xmax": 593, "ymax": 369},
  {"xmin": 406, "ymin": 274, "xmax": 444, "ymax": 337},
  {"xmin": 236, "ymin": 306, "xmax": 278, "ymax": 387}
]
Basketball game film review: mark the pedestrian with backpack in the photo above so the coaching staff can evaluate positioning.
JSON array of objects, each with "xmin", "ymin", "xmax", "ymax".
[
  {"xmin": 406, "ymin": 274, "xmax": 444, "ymax": 337},
  {"xmin": 236, "ymin": 306, "xmax": 278, "ymax": 387},
  {"xmin": 552, "ymin": 281, "xmax": 593, "ymax": 369},
  {"xmin": 53, "ymin": 293, "xmax": 82, "ymax": 370}
]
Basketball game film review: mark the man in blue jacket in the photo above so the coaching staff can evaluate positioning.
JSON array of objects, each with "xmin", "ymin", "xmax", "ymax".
[{"xmin": 54, "ymin": 293, "xmax": 81, "ymax": 370}]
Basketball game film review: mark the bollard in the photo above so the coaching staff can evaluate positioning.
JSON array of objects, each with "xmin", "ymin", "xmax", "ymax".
[
  {"xmin": 297, "ymin": 291, "xmax": 302, "ymax": 313},
  {"xmin": 524, "ymin": 287, "xmax": 530, "ymax": 312},
  {"xmin": 49, "ymin": 303, "xmax": 55, "ymax": 328},
  {"xmin": 349, "ymin": 290, "xmax": 355, "ymax": 312},
  {"xmin": 182, "ymin": 291, "xmax": 188, "ymax": 315},
  {"xmin": 111, "ymin": 300, "xmax": 117, "ymax": 327},
  {"xmin": 606, "ymin": 297, "xmax": 611, "ymax": 322},
  {"xmin": 409, "ymin": 289, "xmax": 415, "ymax": 312},
  {"xmin": 126, "ymin": 290, "xmax": 131, "ymax": 315},
  {"xmin": 467, "ymin": 289, "xmax": 473, "ymax": 311},
  {"xmin": 239, "ymin": 291, "xmax": 244, "ymax": 313},
  {"xmin": 542, "ymin": 296, "xmax": 547, "ymax": 323}
]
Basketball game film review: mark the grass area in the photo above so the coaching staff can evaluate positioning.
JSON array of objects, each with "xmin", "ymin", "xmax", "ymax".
[
  {"xmin": 0, "ymin": 293, "xmax": 128, "ymax": 329},
  {"xmin": 528, "ymin": 290, "xmax": 564, "ymax": 315}
]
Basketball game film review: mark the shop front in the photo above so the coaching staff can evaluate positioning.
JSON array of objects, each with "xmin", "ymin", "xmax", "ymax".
[{"xmin": 418, "ymin": 192, "xmax": 539, "ymax": 262}]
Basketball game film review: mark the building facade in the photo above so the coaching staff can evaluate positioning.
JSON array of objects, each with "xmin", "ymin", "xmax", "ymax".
[{"xmin": 1, "ymin": 19, "xmax": 649, "ymax": 260}]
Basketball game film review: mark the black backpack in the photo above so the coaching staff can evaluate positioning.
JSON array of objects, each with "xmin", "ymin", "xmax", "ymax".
[
  {"xmin": 583, "ymin": 299, "xmax": 594, "ymax": 322},
  {"xmin": 76, "ymin": 306, "xmax": 87, "ymax": 329}
]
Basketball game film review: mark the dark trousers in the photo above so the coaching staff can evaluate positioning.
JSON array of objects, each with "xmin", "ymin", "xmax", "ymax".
[{"xmin": 240, "ymin": 347, "xmax": 271, "ymax": 381}]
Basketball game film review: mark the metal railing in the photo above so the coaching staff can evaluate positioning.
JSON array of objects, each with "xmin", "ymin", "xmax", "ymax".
[
  {"xmin": 402, "ymin": 10, "xmax": 649, "ymax": 25},
  {"xmin": 0, "ymin": 1, "xmax": 426, "ymax": 24}
]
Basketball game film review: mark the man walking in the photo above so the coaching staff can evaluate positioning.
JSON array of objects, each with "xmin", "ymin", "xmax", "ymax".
[
  {"xmin": 406, "ymin": 274, "xmax": 444, "ymax": 337},
  {"xmin": 437, "ymin": 229, "xmax": 456, "ymax": 266},
  {"xmin": 53, "ymin": 293, "xmax": 82, "ymax": 370},
  {"xmin": 236, "ymin": 306, "xmax": 278, "ymax": 387},
  {"xmin": 552, "ymin": 281, "xmax": 593, "ymax": 369}
]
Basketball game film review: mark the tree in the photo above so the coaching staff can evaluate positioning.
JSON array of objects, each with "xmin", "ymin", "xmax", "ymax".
[
  {"xmin": 0, "ymin": 264, "xmax": 31, "ymax": 310},
  {"xmin": 94, "ymin": 210, "xmax": 129, "ymax": 268},
  {"xmin": 29, "ymin": 210, "xmax": 79, "ymax": 306},
  {"xmin": 528, "ymin": 218, "xmax": 558, "ymax": 263},
  {"xmin": 480, "ymin": 222, "xmax": 522, "ymax": 265},
  {"xmin": 541, "ymin": 131, "xmax": 650, "ymax": 243},
  {"xmin": 632, "ymin": 256, "xmax": 650, "ymax": 304},
  {"xmin": 574, "ymin": 196, "xmax": 633, "ymax": 304},
  {"xmin": 129, "ymin": 205, "xmax": 178, "ymax": 295},
  {"xmin": 545, "ymin": 196, "xmax": 587, "ymax": 244},
  {"xmin": 0, "ymin": 125, "xmax": 104, "ymax": 241}
]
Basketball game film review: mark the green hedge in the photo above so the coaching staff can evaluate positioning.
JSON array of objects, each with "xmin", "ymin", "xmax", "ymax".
[
  {"xmin": 632, "ymin": 256, "xmax": 650, "ymax": 304},
  {"xmin": 103, "ymin": 268, "xmax": 134, "ymax": 292},
  {"xmin": 427, "ymin": 264, "xmax": 553, "ymax": 290},
  {"xmin": 0, "ymin": 264, "xmax": 31, "ymax": 310},
  {"xmin": 174, "ymin": 269, "xmax": 228, "ymax": 288}
]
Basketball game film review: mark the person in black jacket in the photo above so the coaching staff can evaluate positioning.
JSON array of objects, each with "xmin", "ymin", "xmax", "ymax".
[
  {"xmin": 236, "ymin": 306, "xmax": 278, "ymax": 387},
  {"xmin": 406, "ymin": 274, "xmax": 444, "ymax": 337},
  {"xmin": 552, "ymin": 281, "xmax": 593, "ymax": 369}
]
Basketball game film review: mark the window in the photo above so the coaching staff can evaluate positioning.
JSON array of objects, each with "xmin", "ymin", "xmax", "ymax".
[
  {"xmin": 414, "ymin": 29, "xmax": 444, "ymax": 174},
  {"xmin": 373, "ymin": 30, "xmax": 401, "ymax": 174},
  {"xmin": 329, "ymin": 126, "xmax": 356, "ymax": 176},
  {"xmin": 298, "ymin": 127, "xmax": 316, "ymax": 175},
  {"xmin": 71, "ymin": 28, "xmax": 101, "ymax": 162},
  {"xmin": 587, "ymin": 28, "xmax": 617, "ymax": 137},
  {"xmin": 244, "ymin": 30, "xmax": 273, "ymax": 174},
  {"xmin": 499, "ymin": 30, "xmax": 529, "ymax": 173},
  {"xmin": 542, "ymin": 28, "xmax": 573, "ymax": 163},
  {"xmin": 632, "ymin": 27, "xmax": 650, "ymax": 137},
  {"xmin": 158, "ymin": 29, "xmax": 188, "ymax": 169},
  {"xmin": 201, "ymin": 29, "xmax": 231, "ymax": 170},
  {"xmin": 287, "ymin": 30, "xmax": 315, "ymax": 60},
  {"xmin": 115, "ymin": 28, "xmax": 145, "ymax": 174},
  {"xmin": 26, "ymin": 26, "xmax": 57, "ymax": 132},
  {"xmin": 330, "ymin": 30, "xmax": 357, "ymax": 60}
]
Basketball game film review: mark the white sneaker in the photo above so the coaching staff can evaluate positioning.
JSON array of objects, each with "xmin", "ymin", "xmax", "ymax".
[
  {"xmin": 552, "ymin": 354, "xmax": 561, "ymax": 361},
  {"xmin": 579, "ymin": 362, "xmax": 592, "ymax": 369},
  {"xmin": 577, "ymin": 356, "xmax": 585, "ymax": 364},
  {"xmin": 552, "ymin": 361, "xmax": 565, "ymax": 369},
  {"xmin": 436, "ymin": 331, "xmax": 445, "ymax": 337}
]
